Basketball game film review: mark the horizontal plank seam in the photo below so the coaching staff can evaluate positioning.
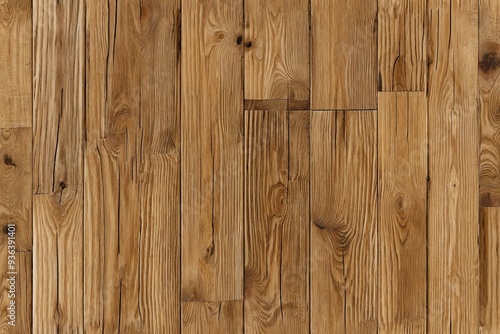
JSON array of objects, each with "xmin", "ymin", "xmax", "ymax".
[{"xmin": 181, "ymin": 299, "xmax": 244, "ymax": 303}]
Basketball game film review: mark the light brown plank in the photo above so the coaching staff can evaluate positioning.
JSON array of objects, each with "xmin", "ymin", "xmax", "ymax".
[
  {"xmin": 33, "ymin": 0, "xmax": 85, "ymax": 194},
  {"xmin": 244, "ymin": 109, "xmax": 309, "ymax": 333},
  {"xmin": 480, "ymin": 207, "xmax": 500, "ymax": 333},
  {"xmin": 310, "ymin": 111, "xmax": 378, "ymax": 333},
  {"xmin": 311, "ymin": 1, "xmax": 377, "ymax": 109},
  {"xmin": 244, "ymin": 0, "xmax": 309, "ymax": 100},
  {"xmin": 0, "ymin": 0, "xmax": 31, "ymax": 128},
  {"xmin": 182, "ymin": 301, "xmax": 243, "ymax": 333},
  {"xmin": 33, "ymin": 190, "xmax": 83, "ymax": 333},
  {"xmin": 181, "ymin": 0, "xmax": 244, "ymax": 301},
  {"xmin": 0, "ymin": 128, "xmax": 32, "ymax": 251},
  {"xmin": 378, "ymin": 92, "xmax": 427, "ymax": 332},
  {"xmin": 16, "ymin": 252, "xmax": 32, "ymax": 333},
  {"xmin": 427, "ymin": 0, "xmax": 479, "ymax": 332},
  {"xmin": 378, "ymin": 0, "xmax": 427, "ymax": 91},
  {"xmin": 479, "ymin": 0, "xmax": 500, "ymax": 206}
]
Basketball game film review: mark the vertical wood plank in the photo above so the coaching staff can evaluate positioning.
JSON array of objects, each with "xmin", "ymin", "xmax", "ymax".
[
  {"xmin": 0, "ymin": 0, "xmax": 31, "ymax": 128},
  {"xmin": 244, "ymin": 0, "xmax": 309, "ymax": 100},
  {"xmin": 182, "ymin": 301, "xmax": 243, "ymax": 333},
  {"xmin": 244, "ymin": 109, "xmax": 309, "ymax": 333},
  {"xmin": 311, "ymin": 1, "xmax": 377, "ymax": 109},
  {"xmin": 479, "ymin": 0, "xmax": 500, "ymax": 206},
  {"xmin": 378, "ymin": 92, "xmax": 427, "ymax": 333},
  {"xmin": 427, "ymin": 0, "xmax": 479, "ymax": 332},
  {"xmin": 17, "ymin": 252, "xmax": 32, "ymax": 333},
  {"xmin": 378, "ymin": 0, "xmax": 427, "ymax": 92},
  {"xmin": 310, "ymin": 111, "xmax": 378, "ymax": 333},
  {"xmin": 181, "ymin": 0, "xmax": 244, "ymax": 301},
  {"xmin": 480, "ymin": 207, "xmax": 500, "ymax": 333}
]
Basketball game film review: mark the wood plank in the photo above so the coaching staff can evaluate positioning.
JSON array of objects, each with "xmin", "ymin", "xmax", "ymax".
[
  {"xmin": 33, "ymin": 0, "xmax": 85, "ymax": 194},
  {"xmin": 0, "ymin": 128, "xmax": 32, "ymax": 251},
  {"xmin": 16, "ymin": 252, "xmax": 32, "ymax": 333},
  {"xmin": 181, "ymin": 0, "xmax": 244, "ymax": 301},
  {"xmin": 311, "ymin": 0, "xmax": 377, "ymax": 109},
  {"xmin": 33, "ymin": 190, "xmax": 83, "ymax": 333},
  {"xmin": 244, "ymin": 0, "xmax": 309, "ymax": 100},
  {"xmin": 479, "ymin": 0, "xmax": 500, "ymax": 206},
  {"xmin": 378, "ymin": 92, "xmax": 427, "ymax": 332},
  {"xmin": 310, "ymin": 111, "xmax": 378, "ymax": 333},
  {"xmin": 182, "ymin": 301, "xmax": 243, "ymax": 333},
  {"xmin": 427, "ymin": 0, "xmax": 479, "ymax": 332},
  {"xmin": 244, "ymin": 109, "xmax": 309, "ymax": 333},
  {"xmin": 480, "ymin": 207, "xmax": 500, "ymax": 333},
  {"xmin": 378, "ymin": 0, "xmax": 427, "ymax": 91},
  {"xmin": 0, "ymin": 0, "xmax": 31, "ymax": 128}
]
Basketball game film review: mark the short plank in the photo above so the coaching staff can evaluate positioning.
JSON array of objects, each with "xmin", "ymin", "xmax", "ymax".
[
  {"xmin": 311, "ymin": 0, "xmax": 377, "ymax": 109},
  {"xmin": 16, "ymin": 252, "xmax": 32, "ymax": 333},
  {"xmin": 33, "ymin": 190, "xmax": 83, "ymax": 333},
  {"xmin": 0, "ymin": 128, "xmax": 32, "ymax": 250},
  {"xmin": 480, "ymin": 207, "xmax": 500, "ymax": 333},
  {"xmin": 378, "ymin": 0, "xmax": 427, "ymax": 91},
  {"xmin": 427, "ymin": 0, "xmax": 479, "ymax": 332},
  {"xmin": 378, "ymin": 92, "xmax": 427, "ymax": 333},
  {"xmin": 33, "ymin": 0, "xmax": 85, "ymax": 194},
  {"xmin": 181, "ymin": 0, "xmax": 244, "ymax": 301},
  {"xmin": 479, "ymin": 0, "xmax": 500, "ymax": 206},
  {"xmin": 310, "ymin": 111, "xmax": 378, "ymax": 333},
  {"xmin": 182, "ymin": 301, "xmax": 243, "ymax": 333},
  {"xmin": 244, "ymin": 109, "xmax": 309, "ymax": 333},
  {"xmin": 0, "ymin": 0, "xmax": 31, "ymax": 128},
  {"xmin": 244, "ymin": 0, "xmax": 309, "ymax": 100}
]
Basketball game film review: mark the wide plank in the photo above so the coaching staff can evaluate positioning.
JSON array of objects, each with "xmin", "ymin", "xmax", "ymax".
[
  {"xmin": 311, "ymin": 0, "xmax": 377, "ymax": 109},
  {"xmin": 427, "ymin": 0, "xmax": 479, "ymax": 332},
  {"xmin": 244, "ymin": 0, "xmax": 309, "ymax": 100},
  {"xmin": 310, "ymin": 111, "xmax": 378, "ymax": 333},
  {"xmin": 182, "ymin": 301, "xmax": 243, "ymax": 333},
  {"xmin": 378, "ymin": 92, "xmax": 427, "ymax": 332}
]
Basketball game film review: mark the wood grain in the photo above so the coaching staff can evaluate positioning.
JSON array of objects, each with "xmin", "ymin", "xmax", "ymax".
[
  {"xmin": 182, "ymin": 301, "xmax": 243, "ymax": 333},
  {"xmin": 480, "ymin": 207, "xmax": 500, "ymax": 333},
  {"xmin": 181, "ymin": 0, "xmax": 244, "ymax": 302},
  {"xmin": 244, "ymin": 0, "xmax": 309, "ymax": 100},
  {"xmin": 310, "ymin": 111, "xmax": 378, "ymax": 333},
  {"xmin": 427, "ymin": 0, "xmax": 480, "ymax": 332},
  {"xmin": 479, "ymin": 0, "xmax": 500, "ymax": 206},
  {"xmin": 244, "ymin": 109, "xmax": 309, "ymax": 333},
  {"xmin": 0, "ymin": 0, "xmax": 31, "ymax": 128},
  {"xmin": 378, "ymin": 0, "xmax": 427, "ymax": 91},
  {"xmin": 311, "ymin": 0, "xmax": 377, "ymax": 109},
  {"xmin": 378, "ymin": 92, "xmax": 427, "ymax": 332},
  {"xmin": 16, "ymin": 252, "xmax": 32, "ymax": 334}
]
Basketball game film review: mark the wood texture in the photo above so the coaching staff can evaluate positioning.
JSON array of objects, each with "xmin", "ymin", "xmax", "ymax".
[
  {"xmin": 311, "ymin": 0, "xmax": 377, "ymax": 109},
  {"xmin": 244, "ymin": 109, "xmax": 309, "ymax": 333},
  {"xmin": 310, "ymin": 111, "xmax": 378, "ymax": 333},
  {"xmin": 182, "ymin": 301, "xmax": 243, "ymax": 333},
  {"xmin": 479, "ymin": 0, "xmax": 500, "ymax": 206},
  {"xmin": 427, "ymin": 0, "xmax": 480, "ymax": 332},
  {"xmin": 0, "ymin": 0, "xmax": 31, "ymax": 128},
  {"xmin": 244, "ymin": 0, "xmax": 309, "ymax": 100},
  {"xmin": 378, "ymin": 0, "xmax": 427, "ymax": 91},
  {"xmin": 378, "ymin": 92, "xmax": 427, "ymax": 332},
  {"xmin": 181, "ymin": 0, "xmax": 244, "ymax": 302}
]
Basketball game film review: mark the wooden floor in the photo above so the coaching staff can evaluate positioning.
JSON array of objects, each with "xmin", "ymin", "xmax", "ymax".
[{"xmin": 0, "ymin": 0, "xmax": 499, "ymax": 333}]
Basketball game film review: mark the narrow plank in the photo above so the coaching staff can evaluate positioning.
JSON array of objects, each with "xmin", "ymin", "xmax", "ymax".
[
  {"xmin": 378, "ymin": 92, "xmax": 427, "ymax": 332},
  {"xmin": 310, "ymin": 111, "xmax": 378, "ymax": 333},
  {"xmin": 182, "ymin": 301, "xmax": 243, "ymax": 333},
  {"xmin": 479, "ymin": 0, "xmax": 500, "ymax": 206},
  {"xmin": 427, "ymin": 0, "xmax": 479, "ymax": 332},
  {"xmin": 378, "ymin": 0, "xmax": 427, "ymax": 91},
  {"xmin": 33, "ymin": 191, "xmax": 83, "ymax": 333},
  {"xmin": 16, "ymin": 252, "xmax": 32, "ymax": 334},
  {"xmin": 0, "ymin": 0, "xmax": 31, "ymax": 128},
  {"xmin": 244, "ymin": 109, "xmax": 309, "ymax": 333},
  {"xmin": 33, "ymin": 0, "xmax": 85, "ymax": 194},
  {"xmin": 244, "ymin": 0, "xmax": 309, "ymax": 100},
  {"xmin": 480, "ymin": 207, "xmax": 500, "ymax": 333},
  {"xmin": 181, "ymin": 0, "xmax": 244, "ymax": 301},
  {"xmin": 0, "ymin": 128, "xmax": 32, "ymax": 251},
  {"xmin": 311, "ymin": 0, "xmax": 377, "ymax": 109}
]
